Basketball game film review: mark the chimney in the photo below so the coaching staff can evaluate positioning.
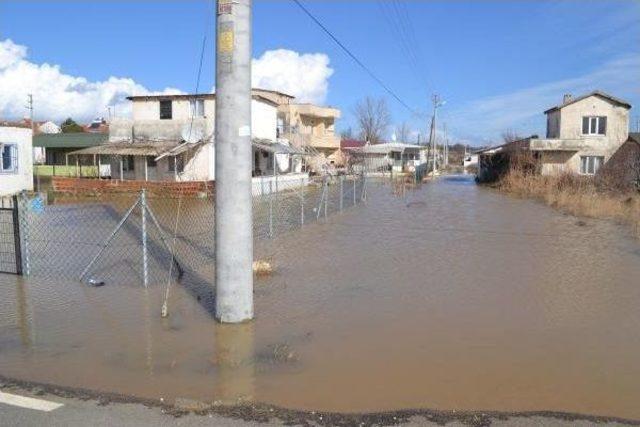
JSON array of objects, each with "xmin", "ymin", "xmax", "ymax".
[{"xmin": 563, "ymin": 93, "xmax": 573, "ymax": 104}]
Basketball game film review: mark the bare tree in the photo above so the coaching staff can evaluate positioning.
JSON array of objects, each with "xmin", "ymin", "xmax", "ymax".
[
  {"xmin": 501, "ymin": 130, "xmax": 523, "ymax": 143},
  {"xmin": 354, "ymin": 97, "xmax": 391, "ymax": 144},
  {"xmin": 395, "ymin": 121, "xmax": 411, "ymax": 143}
]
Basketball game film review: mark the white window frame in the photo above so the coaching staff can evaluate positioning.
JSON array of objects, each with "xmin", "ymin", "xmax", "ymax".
[
  {"xmin": 0, "ymin": 143, "xmax": 18, "ymax": 174},
  {"xmin": 582, "ymin": 116, "xmax": 606, "ymax": 136},
  {"xmin": 580, "ymin": 155, "xmax": 604, "ymax": 175},
  {"xmin": 189, "ymin": 98, "xmax": 205, "ymax": 118}
]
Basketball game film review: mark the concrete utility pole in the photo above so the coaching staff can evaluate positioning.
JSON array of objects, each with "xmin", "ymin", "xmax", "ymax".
[
  {"xmin": 443, "ymin": 122, "xmax": 448, "ymax": 168},
  {"xmin": 215, "ymin": 0, "xmax": 254, "ymax": 323},
  {"xmin": 25, "ymin": 94, "xmax": 34, "ymax": 132},
  {"xmin": 428, "ymin": 94, "xmax": 444, "ymax": 176}
]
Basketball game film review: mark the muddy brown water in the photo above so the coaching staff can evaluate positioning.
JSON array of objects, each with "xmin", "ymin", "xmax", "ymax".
[{"xmin": 1, "ymin": 175, "xmax": 640, "ymax": 419}]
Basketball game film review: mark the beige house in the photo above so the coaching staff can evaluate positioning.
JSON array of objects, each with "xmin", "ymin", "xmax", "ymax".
[
  {"xmin": 251, "ymin": 89, "xmax": 342, "ymax": 166},
  {"xmin": 532, "ymin": 91, "xmax": 630, "ymax": 175},
  {"xmin": 478, "ymin": 91, "xmax": 632, "ymax": 180}
]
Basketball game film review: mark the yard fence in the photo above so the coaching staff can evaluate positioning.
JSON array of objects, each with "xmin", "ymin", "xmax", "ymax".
[{"xmin": 9, "ymin": 174, "xmax": 368, "ymax": 286}]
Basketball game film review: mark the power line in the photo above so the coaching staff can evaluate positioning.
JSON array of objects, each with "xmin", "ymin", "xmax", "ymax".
[{"xmin": 292, "ymin": 0, "xmax": 423, "ymax": 118}]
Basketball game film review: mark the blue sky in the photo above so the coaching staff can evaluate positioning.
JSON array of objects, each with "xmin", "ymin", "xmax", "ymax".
[{"xmin": 1, "ymin": 0, "xmax": 639, "ymax": 145}]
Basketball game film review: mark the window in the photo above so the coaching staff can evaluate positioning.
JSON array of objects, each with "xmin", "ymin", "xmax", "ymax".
[
  {"xmin": 146, "ymin": 156, "xmax": 157, "ymax": 167},
  {"xmin": 168, "ymin": 154, "xmax": 185, "ymax": 173},
  {"xmin": 122, "ymin": 155, "xmax": 135, "ymax": 172},
  {"xmin": 1, "ymin": 144, "xmax": 18, "ymax": 173},
  {"xmin": 580, "ymin": 156, "xmax": 604, "ymax": 175},
  {"xmin": 159, "ymin": 100, "xmax": 173, "ymax": 120},
  {"xmin": 189, "ymin": 98, "xmax": 205, "ymax": 117},
  {"xmin": 582, "ymin": 116, "xmax": 606, "ymax": 135}
]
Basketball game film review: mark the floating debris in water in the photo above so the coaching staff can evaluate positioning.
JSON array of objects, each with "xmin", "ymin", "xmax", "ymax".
[
  {"xmin": 253, "ymin": 260, "xmax": 273, "ymax": 276},
  {"xmin": 86, "ymin": 279, "xmax": 105, "ymax": 287}
]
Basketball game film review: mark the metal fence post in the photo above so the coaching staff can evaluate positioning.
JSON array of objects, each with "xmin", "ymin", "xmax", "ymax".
[
  {"xmin": 141, "ymin": 189, "xmax": 149, "ymax": 288},
  {"xmin": 17, "ymin": 192, "xmax": 30, "ymax": 276},
  {"xmin": 300, "ymin": 177, "xmax": 305, "ymax": 226},
  {"xmin": 324, "ymin": 178, "xmax": 328, "ymax": 219},
  {"xmin": 339, "ymin": 175, "xmax": 344, "ymax": 211},
  {"xmin": 11, "ymin": 195, "xmax": 23, "ymax": 275},
  {"xmin": 353, "ymin": 176, "xmax": 357, "ymax": 205},
  {"xmin": 268, "ymin": 180, "xmax": 273, "ymax": 238}
]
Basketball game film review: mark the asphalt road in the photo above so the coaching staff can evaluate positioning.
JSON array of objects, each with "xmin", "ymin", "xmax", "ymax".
[{"xmin": 0, "ymin": 387, "xmax": 636, "ymax": 427}]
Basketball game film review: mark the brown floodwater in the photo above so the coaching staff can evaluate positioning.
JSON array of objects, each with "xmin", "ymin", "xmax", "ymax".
[{"xmin": 1, "ymin": 175, "xmax": 640, "ymax": 419}]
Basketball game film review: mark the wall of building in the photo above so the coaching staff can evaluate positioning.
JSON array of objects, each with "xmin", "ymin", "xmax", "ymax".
[
  {"xmin": 109, "ymin": 143, "xmax": 213, "ymax": 182},
  {"xmin": 0, "ymin": 127, "xmax": 33, "ymax": 196},
  {"xmin": 559, "ymin": 96, "xmax": 629, "ymax": 147},
  {"xmin": 546, "ymin": 110, "xmax": 560, "ymax": 138},
  {"xmin": 536, "ymin": 96, "xmax": 631, "ymax": 175}
]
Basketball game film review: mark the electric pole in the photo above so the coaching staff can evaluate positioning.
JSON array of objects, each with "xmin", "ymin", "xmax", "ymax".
[
  {"xmin": 26, "ymin": 94, "xmax": 34, "ymax": 132},
  {"xmin": 428, "ymin": 94, "xmax": 444, "ymax": 177},
  {"xmin": 215, "ymin": 0, "xmax": 254, "ymax": 323},
  {"xmin": 443, "ymin": 122, "xmax": 448, "ymax": 168}
]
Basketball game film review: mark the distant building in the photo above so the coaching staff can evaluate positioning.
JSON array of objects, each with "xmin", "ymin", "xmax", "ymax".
[
  {"xmin": 350, "ymin": 142, "xmax": 427, "ymax": 173},
  {"xmin": 478, "ymin": 91, "xmax": 632, "ymax": 180},
  {"xmin": 0, "ymin": 125, "xmax": 33, "ymax": 196}
]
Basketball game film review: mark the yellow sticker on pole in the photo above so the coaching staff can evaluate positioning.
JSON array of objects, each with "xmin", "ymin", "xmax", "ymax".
[{"xmin": 218, "ymin": 30, "xmax": 234, "ymax": 54}]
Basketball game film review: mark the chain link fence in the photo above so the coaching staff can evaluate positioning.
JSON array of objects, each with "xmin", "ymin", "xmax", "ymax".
[{"xmin": 12, "ymin": 174, "xmax": 368, "ymax": 287}]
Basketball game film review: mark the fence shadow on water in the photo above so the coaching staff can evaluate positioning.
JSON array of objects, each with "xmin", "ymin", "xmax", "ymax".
[{"xmin": 15, "ymin": 174, "xmax": 368, "ymax": 291}]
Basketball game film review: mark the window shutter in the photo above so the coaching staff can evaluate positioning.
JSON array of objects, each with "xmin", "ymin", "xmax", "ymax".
[
  {"xmin": 582, "ymin": 117, "xmax": 589, "ymax": 134},
  {"xmin": 598, "ymin": 116, "xmax": 607, "ymax": 135}
]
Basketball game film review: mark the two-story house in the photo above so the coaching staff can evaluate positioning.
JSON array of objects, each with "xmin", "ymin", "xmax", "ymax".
[
  {"xmin": 478, "ymin": 91, "xmax": 632, "ymax": 180},
  {"xmin": 532, "ymin": 91, "xmax": 631, "ymax": 175},
  {"xmin": 250, "ymin": 89, "xmax": 342, "ymax": 166}
]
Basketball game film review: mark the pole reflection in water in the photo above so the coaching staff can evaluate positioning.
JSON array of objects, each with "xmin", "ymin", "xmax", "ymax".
[
  {"xmin": 213, "ymin": 322, "xmax": 255, "ymax": 404},
  {"xmin": 15, "ymin": 278, "xmax": 33, "ymax": 349}
]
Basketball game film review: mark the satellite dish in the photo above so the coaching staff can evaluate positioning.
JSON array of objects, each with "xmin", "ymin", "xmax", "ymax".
[{"xmin": 181, "ymin": 125, "xmax": 204, "ymax": 144}]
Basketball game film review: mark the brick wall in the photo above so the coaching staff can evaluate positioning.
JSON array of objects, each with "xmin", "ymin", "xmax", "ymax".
[{"xmin": 52, "ymin": 177, "xmax": 214, "ymax": 197}]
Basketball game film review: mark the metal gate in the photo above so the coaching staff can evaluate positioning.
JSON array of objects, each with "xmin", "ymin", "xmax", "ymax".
[{"xmin": 0, "ymin": 196, "xmax": 22, "ymax": 275}]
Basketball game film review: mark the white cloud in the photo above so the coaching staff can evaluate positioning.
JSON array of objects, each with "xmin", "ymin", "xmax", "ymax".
[
  {"xmin": 0, "ymin": 39, "xmax": 181, "ymax": 122},
  {"xmin": 447, "ymin": 53, "xmax": 640, "ymax": 142},
  {"xmin": 0, "ymin": 40, "xmax": 335, "ymax": 123},
  {"xmin": 252, "ymin": 49, "xmax": 333, "ymax": 104}
]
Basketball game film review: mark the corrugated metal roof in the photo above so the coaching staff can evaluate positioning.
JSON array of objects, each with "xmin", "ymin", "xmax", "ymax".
[
  {"xmin": 252, "ymin": 140, "xmax": 308, "ymax": 155},
  {"xmin": 33, "ymin": 133, "xmax": 108, "ymax": 148},
  {"xmin": 355, "ymin": 142, "xmax": 425, "ymax": 154},
  {"xmin": 68, "ymin": 140, "xmax": 180, "ymax": 157}
]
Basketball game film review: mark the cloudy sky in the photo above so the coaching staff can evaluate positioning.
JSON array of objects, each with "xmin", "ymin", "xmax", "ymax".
[{"xmin": 1, "ymin": 0, "xmax": 639, "ymax": 145}]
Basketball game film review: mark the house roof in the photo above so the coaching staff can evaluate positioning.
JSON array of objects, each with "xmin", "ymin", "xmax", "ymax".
[
  {"xmin": 628, "ymin": 132, "xmax": 640, "ymax": 145},
  {"xmin": 341, "ymin": 139, "xmax": 367, "ymax": 149},
  {"xmin": 544, "ymin": 90, "xmax": 632, "ymax": 114},
  {"xmin": 252, "ymin": 139, "xmax": 308, "ymax": 155},
  {"xmin": 355, "ymin": 142, "xmax": 425, "ymax": 154},
  {"xmin": 68, "ymin": 140, "xmax": 190, "ymax": 158},
  {"xmin": 126, "ymin": 90, "xmax": 281, "ymax": 107},
  {"xmin": 33, "ymin": 133, "xmax": 108, "ymax": 148}
]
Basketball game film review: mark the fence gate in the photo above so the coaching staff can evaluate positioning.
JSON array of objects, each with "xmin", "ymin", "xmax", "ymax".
[{"xmin": 0, "ymin": 196, "xmax": 22, "ymax": 275}]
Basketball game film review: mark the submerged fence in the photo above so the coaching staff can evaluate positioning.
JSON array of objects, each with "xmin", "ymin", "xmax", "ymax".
[{"xmin": 9, "ymin": 174, "xmax": 367, "ymax": 285}]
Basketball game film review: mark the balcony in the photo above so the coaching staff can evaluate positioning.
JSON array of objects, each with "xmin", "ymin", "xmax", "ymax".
[{"xmin": 282, "ymin": 132, "xmax": 340, "ymax": 150}]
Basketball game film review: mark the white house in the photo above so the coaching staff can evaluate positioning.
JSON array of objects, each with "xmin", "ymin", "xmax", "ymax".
[
  {"xmin": 351, "ymin": 142, "xmax": 427, "ymax": 173},
  {"xmin": 69, "ymin": 90, "xmax": 309, "ymax": 193},
  {"xmin": 0, "ymin": 126, "xmax": 33, "ymax": 196}
]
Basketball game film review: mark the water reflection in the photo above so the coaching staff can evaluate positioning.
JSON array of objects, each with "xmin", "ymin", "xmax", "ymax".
[{"xmin": 213, "ymin": 323, "xmax": 255, "ymax": 404}]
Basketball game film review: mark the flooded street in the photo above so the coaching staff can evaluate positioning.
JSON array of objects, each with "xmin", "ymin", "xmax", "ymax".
[{"xmin": 1, "ymin": 175, "xmax": 639, "ymax": 420}]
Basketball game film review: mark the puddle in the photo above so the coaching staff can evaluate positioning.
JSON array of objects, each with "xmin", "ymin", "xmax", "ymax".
[{"xmin": 1, "ymin": 175, "xmax": 639, "ymax": 419}]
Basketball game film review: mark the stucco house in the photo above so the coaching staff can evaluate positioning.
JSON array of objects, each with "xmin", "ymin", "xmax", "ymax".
[
  {"xmin": 0, "ymin": 125, "xmax": 33, "ymax": 196},
  {"xmin": 250, "ymin": 89, "xmax": 342, "ymax": 167},
  {"xmin": 68, "ymin": 89, "xmax": 309, "ymax": 193},
  {"xmin": 478, "ymin": 91, "xmax": 632, "ymax": 180}
]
